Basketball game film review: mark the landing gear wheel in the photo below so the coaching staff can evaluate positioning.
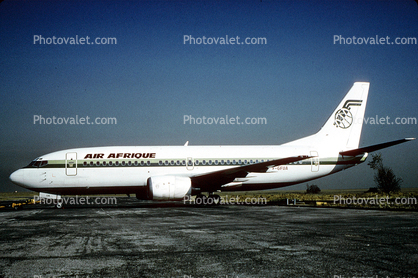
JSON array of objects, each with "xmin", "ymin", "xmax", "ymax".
[{"xmin": 55, "ymin": 202, "xmax": 63, "ymax": 209}]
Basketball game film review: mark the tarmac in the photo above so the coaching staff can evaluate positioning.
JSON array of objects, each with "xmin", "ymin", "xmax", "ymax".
[{"xmin": 0, "ymin": 197, "xmax": 417, "ymax": 278}]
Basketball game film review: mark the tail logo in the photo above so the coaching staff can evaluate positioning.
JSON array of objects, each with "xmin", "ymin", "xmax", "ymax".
[{"xmin": 334, "ymin": 100, "xmax": 362, "ymax": 129}]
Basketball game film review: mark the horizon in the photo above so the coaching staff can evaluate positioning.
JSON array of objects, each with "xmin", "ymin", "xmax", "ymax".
[{"xmin": 1, "ymin": 0, "xmax": 417, "ymax": 192}]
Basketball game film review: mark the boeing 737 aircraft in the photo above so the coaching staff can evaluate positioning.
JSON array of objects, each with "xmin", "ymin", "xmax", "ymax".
[{"xmin": 9, "ymin": 82, "xmax": 415, "ymax": 204}]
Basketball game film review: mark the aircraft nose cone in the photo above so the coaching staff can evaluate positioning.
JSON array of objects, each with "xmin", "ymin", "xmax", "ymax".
[{"xmin": 9, "ymin": 169, "xmax": 25, "ymax": 186}]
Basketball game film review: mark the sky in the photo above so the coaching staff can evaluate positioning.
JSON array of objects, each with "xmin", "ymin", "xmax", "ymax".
[{"xmin": 1, "ymin": 0, "xmax": 417, "ymax": 192}]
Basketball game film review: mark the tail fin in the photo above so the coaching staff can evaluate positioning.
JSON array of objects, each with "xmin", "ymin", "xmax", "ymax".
[
  {"xmin": 284, "ymin": 82, "xmax": 370, "ymax": 152},
  {"xmin": 316, "ymin": 82, "xmax": 370, "ymax": 151}
]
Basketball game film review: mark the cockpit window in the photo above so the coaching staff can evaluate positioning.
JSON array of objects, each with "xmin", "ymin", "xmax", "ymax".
[
  {"xmin": 26, "ymin": 161, "xmax": 37, "ymax": 167},
  {"xmin": 26, "ymin": 160, "xmax": 48, "ymax": 168}
]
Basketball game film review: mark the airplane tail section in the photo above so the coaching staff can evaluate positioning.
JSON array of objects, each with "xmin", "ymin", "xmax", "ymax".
[
  {"xmin": 316, "ymin": 82, "xmax": 370, "ymax": 151},
  {"xmin": 285, "ymin": 82, "xmax": 370, "ymax": 152}
]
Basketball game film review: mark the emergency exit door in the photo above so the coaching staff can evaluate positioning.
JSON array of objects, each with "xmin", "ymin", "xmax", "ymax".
[
  {"xmin": 66, "ymin": 152, "xmax": 77, "ymax": 176},
  {"xmin": 310, "ymin": 151, "xmax": 319, "ymax": 172}
]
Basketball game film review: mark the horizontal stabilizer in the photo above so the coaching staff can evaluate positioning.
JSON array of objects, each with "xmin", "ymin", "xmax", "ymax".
[{"xmin": 340, "ymin": 138, "xmax": 415, "ymax": 156}]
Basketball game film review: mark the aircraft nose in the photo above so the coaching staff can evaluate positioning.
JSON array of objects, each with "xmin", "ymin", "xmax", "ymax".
[{"xmin": 9, "ymin": 169, "xmax": 25, "ymax": 186}]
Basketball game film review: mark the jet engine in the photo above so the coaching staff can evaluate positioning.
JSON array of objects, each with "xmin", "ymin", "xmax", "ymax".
[{"xmin": 138, "ymin": 176, "xmax": 192, "ymax": 201}]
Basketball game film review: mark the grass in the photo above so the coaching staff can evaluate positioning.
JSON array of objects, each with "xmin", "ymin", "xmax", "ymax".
[
  {"xmin": 218, "ymin": 188, "xmax": 418, "ymax": 210},
  {"xmin": 0, "ymin": 191, "xmax": 39, "ymax": 201},
  {"xmin": 2, "ymin": 189, "xmax": 418, "ymax": 210}
]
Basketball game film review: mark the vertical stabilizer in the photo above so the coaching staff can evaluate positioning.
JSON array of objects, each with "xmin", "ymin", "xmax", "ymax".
[
  {"xmin": 283, "ymin": 82, "xmax": 370, "ymax": 152},
  {"xmin": 316, "ymin": 82, "xmax": 370, "ymax": 151}
]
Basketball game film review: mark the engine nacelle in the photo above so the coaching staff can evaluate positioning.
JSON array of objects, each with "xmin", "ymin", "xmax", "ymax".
[{"xmin": 147, "ymin": 176, "xmax": 192, "ymax": 200}]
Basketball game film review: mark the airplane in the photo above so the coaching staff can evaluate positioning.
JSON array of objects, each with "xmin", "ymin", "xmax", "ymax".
[{"xmin": 9, "ymin": 82, "xmax": 415, "ymax": 206}]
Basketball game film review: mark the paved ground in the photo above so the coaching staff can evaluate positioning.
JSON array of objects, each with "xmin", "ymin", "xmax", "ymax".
[{"xmin": 0, "ymin": 198, "xmax": 417, "ymax": 278}]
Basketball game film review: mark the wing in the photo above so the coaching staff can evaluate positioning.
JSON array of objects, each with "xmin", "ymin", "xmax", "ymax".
[
  {"xmin": 340, "ymin": 138, "xmax": 415, "ymax": 156},
  {"xmin": 190, "ymin": 155, "xmax": 311, "ymax": 192}
]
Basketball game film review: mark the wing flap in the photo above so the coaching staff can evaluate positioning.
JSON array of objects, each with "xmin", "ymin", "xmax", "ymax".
[{"xmin": 191, "ymin": 155, "xmax": 311, "ymax": 192}]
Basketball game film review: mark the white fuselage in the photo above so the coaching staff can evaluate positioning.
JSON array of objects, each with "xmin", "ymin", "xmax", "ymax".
[{"xmin": 9, "ymin": 144, "xmax": 362, "ymax": 195}]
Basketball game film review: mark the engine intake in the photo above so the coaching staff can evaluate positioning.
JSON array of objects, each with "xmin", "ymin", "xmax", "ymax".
[{"xmin": 146, "ymin": 176, "xmax": 192, "ymax": 200}]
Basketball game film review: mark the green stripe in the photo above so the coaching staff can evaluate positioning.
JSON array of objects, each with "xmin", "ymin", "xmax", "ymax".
[{"xmin": 24, "ymin": 156, "xmax": 363, "ymax": 169}]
